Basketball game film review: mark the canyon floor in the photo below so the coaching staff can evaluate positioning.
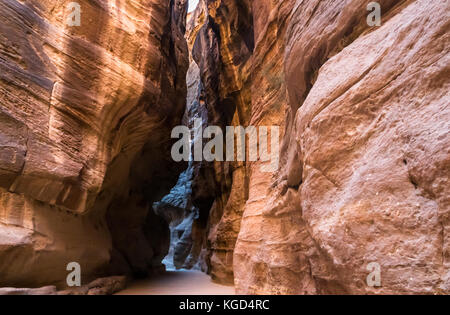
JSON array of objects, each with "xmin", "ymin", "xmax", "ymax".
[{"xmin": 116, "ymin": 270, "xmax": 235, "ymax": 295}]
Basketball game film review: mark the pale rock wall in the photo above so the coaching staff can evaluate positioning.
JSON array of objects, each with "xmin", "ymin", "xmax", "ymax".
[{"xmin": 189, "ymin": 0, "xmax": 449, "ymax": 294}]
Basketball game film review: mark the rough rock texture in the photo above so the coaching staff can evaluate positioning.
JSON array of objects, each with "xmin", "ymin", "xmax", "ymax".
[
  {"xmin": 1, "ymin": 0, "xmax": 448, "ymax": 295},
  {"xmin": 154, "ymin": 2, "xmax": 211, "ymax": 272},
  {"xmin": 0, "ymin": 275, "xmax": 126, "ymax": 295},
  {"xmin": 58, "ymin": 275, "xmax": 127, "ymax": 295},
  {"xmin": 0, "ymin": 0, "xmax": 188, "ymax": 288},
  {"xmin": 184, "ymin": 0, "xmax": 449, "ymax": 294},
  {"xmin": 0, "ymin": 285, "xmax": 57, "ymax": 295},
  {"xmin": 188, "ymin": 0, "xmax": 254, "ymax": 285},
  {"xmin": 155, "ymin": 0, "xmax": 253, "ymax": 284}
]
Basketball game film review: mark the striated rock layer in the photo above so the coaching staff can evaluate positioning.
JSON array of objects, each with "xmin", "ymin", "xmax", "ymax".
[
  {"xmin": 157, "ymin": 0, "xmax": 253, "ymax": 284},
  {"xmin": 153, "ymin": 3, "xmax": 207, "ymax": 272},
  {"xmin": 0, "ymin": 0, "xmax": 448, "ymax": 295},
  {"xmin": 0, "ymin": 0, "xmax": 189, "ymax": 288},
  {"xmin": 186, "ymin": 0, "xmax": 449, "ymax": 294}
]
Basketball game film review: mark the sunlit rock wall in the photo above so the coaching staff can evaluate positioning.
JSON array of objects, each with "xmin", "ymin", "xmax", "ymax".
[{"xmin": 0, "ymin": 0, "xmax": 188, "ymax": 287}]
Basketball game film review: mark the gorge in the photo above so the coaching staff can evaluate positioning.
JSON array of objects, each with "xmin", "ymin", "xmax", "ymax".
[{"xmin": 0, "ymin": 0, "xmax": 448, "ymax": 295}]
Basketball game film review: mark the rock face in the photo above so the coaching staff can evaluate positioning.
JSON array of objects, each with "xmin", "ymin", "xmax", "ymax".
[
  {"xmin": 1, "ymin": 0, "xmax": 448, "ymax": 295},
  {"xmin": 153, "ymin": 5, "xmax": 206, "ymax": 272},
  {"xmin": 58, "ymin": 275, "xmax": 127, "ymax": 295},
  {"xmin": 0, "ymin": 275, "xmax": 126, "ymax": 295},
  {"xmin": 0, "ymin": 286, "xmax": 57, "ymax": 296},
  {"xmin": 155, "ymin": 0, "xmax": 253, "ymax": 284},
  {"xmin": 0, "ymin": 0, "xmax": 188, "ymax": 288},
  {"xmin": 180, "ymin": 0, "xmax": 449, "ymax": 294}
]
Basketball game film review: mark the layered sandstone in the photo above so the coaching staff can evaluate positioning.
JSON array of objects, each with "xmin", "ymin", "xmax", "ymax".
[
  {"xmin": 0, "ymin": 0, "xmax": 188, "ymax": 288},
  {"xmin": 184, "ymin": 0, "xmax": 449, "ymax": 294},
  {"xmin": 0, "ymin": 0, "xmax": 448, "ymax": 295},
  {"xmin": 155, "ymin": 0, "xmax": 254, "ymax": 284}
]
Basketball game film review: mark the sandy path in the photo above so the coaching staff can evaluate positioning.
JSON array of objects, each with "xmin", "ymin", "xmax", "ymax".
[{"xmin": 116, "ymin": 270, "xmax": 235, "ymax": 295}]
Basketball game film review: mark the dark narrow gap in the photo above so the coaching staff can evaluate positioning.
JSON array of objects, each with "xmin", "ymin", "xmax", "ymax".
[
  {"xmin": 118, "ymin": 0, "xmax": 237, "ymax": 294},
  {"xmin": 120, "ymin": 0, "xmax": 252, "ymax": 293},
  {"xmin": 152, "ymin": 0, "xmax": 209, "ymax": 274}
]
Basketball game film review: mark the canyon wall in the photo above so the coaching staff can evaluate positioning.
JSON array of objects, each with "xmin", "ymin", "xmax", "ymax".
[
  {"xmin": 0, "ymin": 0, "xmax": 448, "ymax": 295},
  {"xmin": 157, "ymin": 0, "xmax": 254, "ymax": 284},
  {"xmin": 0, "ymin": 0, "xmax": 188, "ymax": 288},
  {"xmin": 186, "ymin": 0, "xmax": 449, "ymax": 294}
]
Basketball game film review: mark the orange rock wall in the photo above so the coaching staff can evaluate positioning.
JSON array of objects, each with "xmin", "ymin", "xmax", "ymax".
[{"xmin": 0, "ymin": 0, "xmax": 189, "ymax": 287}]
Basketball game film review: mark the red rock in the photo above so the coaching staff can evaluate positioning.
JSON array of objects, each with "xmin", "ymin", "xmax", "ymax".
[
  {"xmin": 1, "ymin": 0, "xmax": 448, "ymax": 295},
  {"xmin": 0, "ymin": 0, "xmax": 189, "ymax": 288}
]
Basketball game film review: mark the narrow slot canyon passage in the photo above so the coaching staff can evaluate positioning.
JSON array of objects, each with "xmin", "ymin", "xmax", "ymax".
[
  {"xmin": 117, "ymin": 0, "xmax": 237, "ymax": 292},
  {"xmin": 0, "ymin": 0, "xmax": 448, "ymax": 297},
  {"xmin": 116, "ymin": 0, "xmax": 238, "ymax": 294}
]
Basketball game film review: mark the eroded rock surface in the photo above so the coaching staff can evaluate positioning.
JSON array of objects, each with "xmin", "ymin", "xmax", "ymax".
[
  {"xmin": 0, "ymin": 285, "xmax": 57, "ymax": 295},
  {"xmin": 0, "ymin": 0, "xmax": 448, "ymax": 295},
  {"xmin": 184, "ymin": 0, "xmax": 449, "ymax": 294},
  {"xmin": 0, "ymin": 275, "xmax": 127, "ymax": 295},
  {"xmin": 155, "ymin": 1, "xmax": 253, "ymax": 284},
  {"xmin": 154, "ymin": 2, "xmax": 212, "ymax": 272},
  {"xmin": 58, "ymin": 276, "xmax": 127, "ymax": 295},
  {"xmin": 0, "ymin": 0, "xmax": 188, "ymax": 288}
]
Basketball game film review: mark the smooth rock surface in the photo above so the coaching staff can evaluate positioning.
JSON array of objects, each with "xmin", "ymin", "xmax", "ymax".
[{"xmin": 0, "ymin": 0, "xmax": 189, "ymax": 287}]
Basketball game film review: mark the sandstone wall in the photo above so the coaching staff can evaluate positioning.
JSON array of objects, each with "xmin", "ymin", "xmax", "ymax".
[
  {"xmin": 0, "ymin": 0, "xmax": 188, "ymax": 287},
  {"xmin": 159, "ymin": 0, "xmax": 254, "ymax": 284},
  {"xmin": 1, "ymin": 0, "xmax": 448, "ymax": 295},
  {"xmin": 189, "ymin": 0, "xmax": 449, "ymax": 294}
]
